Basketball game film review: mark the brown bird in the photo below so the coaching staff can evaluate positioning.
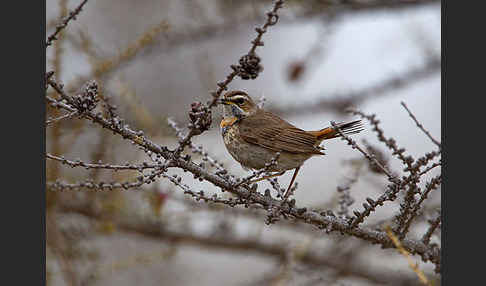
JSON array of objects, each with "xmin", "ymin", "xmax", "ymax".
[{"xmin": 219, "ymin": 90, "xmax": 363, "ymax": 200}]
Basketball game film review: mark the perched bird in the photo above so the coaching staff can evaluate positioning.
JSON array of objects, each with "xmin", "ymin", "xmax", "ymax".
[{"xmin": 219, "ymin": 90, "xmax": 363, "ymax": 199}]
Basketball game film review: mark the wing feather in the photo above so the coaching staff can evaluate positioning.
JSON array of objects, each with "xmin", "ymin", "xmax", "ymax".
[{"xmin": 239, "ymin": 110, "xmax": 323, "ymax": 155}]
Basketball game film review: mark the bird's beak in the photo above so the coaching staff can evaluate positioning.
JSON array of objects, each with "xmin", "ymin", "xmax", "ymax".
[{"xmin": 218, "ymin": 99, "xmax": 231, "ymax": 105}]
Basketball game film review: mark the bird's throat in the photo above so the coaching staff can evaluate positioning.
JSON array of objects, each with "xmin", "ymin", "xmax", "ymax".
[
  {"xmin": 220, "ymin": 117, "xmax": 238, "ymax": 136},
  {"xmin": 220, "ymin": 117, "xmax": 238, "ymax": 129}
]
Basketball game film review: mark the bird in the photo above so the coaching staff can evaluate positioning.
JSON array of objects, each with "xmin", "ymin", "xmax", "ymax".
[{"xmin": 218, "ymin": 90, "xmax": 363, "ymax": 200}]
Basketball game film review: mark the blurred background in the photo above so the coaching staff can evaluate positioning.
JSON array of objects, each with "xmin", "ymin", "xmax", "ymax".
[{"xmin": 46, "ymin": 0, "xmax": 441, "ymax": 285}]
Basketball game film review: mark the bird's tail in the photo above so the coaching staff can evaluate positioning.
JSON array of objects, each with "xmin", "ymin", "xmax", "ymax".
[{"xmin": 309, "ymin": 120, "xmax": 364, "ymax": 141}]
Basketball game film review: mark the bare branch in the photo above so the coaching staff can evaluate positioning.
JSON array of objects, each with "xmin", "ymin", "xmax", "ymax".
[
  {"xmin": 46, "ymin": 153, "xmax": 159, "ymax": 171},
  {"xmin": 385, "ymin": 225, "xmax": 433, "ymax": 286},
  {"xmin": 330, "ymin": 121, "xmax": 398, "ymax": 183},
  {"xmin": 401, "ymin": 101, "xmax": 441, "ymax": 149},
  {"xmin": 422, "ymin": 211, "xmax": 441, "ymax": 245},
  {"xmin": 46, "ymin": 78, "xmax": 440, "ymax": 271},
  {"xmin": 173, "ymin": 0, "xmax": 286, "ymax": 157},
  {"xmin": 400, "ymin": 175, "xmax": 441, "ymax": 236},
  {"xmin": 46, "ymin": 111, "xmax": 78, "ymax": 126},
  {"xmin": 46, "ymin": 0, "xmax": 89, "ymax": 48}
]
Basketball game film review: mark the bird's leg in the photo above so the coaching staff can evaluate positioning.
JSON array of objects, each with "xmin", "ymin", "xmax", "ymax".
[
  {"xmin": 283, "ymin": 167, "xmax": 300, "ymax": 201},
  {"xmin": 247, "ymin": 171, "xmax": 286, "ymax": 184}
]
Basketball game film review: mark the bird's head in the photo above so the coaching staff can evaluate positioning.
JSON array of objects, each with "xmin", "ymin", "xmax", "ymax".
[{"xmin": 219, "ymin": 90, "xmax": 258, "ymax": 119}]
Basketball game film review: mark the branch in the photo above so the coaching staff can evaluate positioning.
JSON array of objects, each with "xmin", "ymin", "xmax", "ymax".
[
  {"xmin": 399, "ymin": 175, "xmax": 441, "ymax": 236},
  {"xmin": 401, "ymin": 101, "xmax": 441, "ymax": 149},
  {"xmin": 47, "ymin": 76, "xmax": 440, "ymax": 273},
  {"xmin": 422, "ymin": 211, "xmax": 441, "ymax": 245},
  {"xmin": 46, "ymin": 111, "xmax": 78, "ymax": 126},
  {"xmin": 385, "ymin": 225, "xmax": 432, "ymax": 286},
  {"xmin": 46, "ymin": 153, "xmax": 159, "ymax": 171},
  {"xmin": 173, "ymin": 0, "xmax": 285, "ymax": 157},
  {"xmin": 46, "ymin": 0, "xmax": 89, "ymax": 48},
  {"xmin": 330, "ymin": 121, "xmax": 398, "ymax": 183}
]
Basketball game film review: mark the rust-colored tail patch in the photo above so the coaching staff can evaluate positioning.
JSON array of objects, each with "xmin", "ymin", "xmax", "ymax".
[{"xmin": 310, "ymin": 120, "xmax": 363, "ymax": 141}]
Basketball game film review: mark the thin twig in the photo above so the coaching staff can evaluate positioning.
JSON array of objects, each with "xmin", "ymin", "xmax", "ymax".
[
  {"xmin": 422, "ymin": 212, "xmax": 441, "ymax": 245},
  {"xmin": 419, "ymin": 162, "xmax": 441, "ymax": 176},
  {"xmin": 330, "ymin": 121, "xmax": 398, "ymax": 183},
  {"xmin": 401, "ymin": 101, "xmax": 441, "ymax": 149},
  {"xmin": 399, "ymin": 175, "xmax": 441, "ymax": 236},
  {"xmin": 46, "ymin": 111, "xmax": 78, "ymax": 126},
  {"xmin": 46, "ymin": 0, "xmax": 89, "ymax": 48},
  {"xmin": 173, "ymin": 0, "xmax": 286, "ymax": 157},
  {"xmin": 46, "ymin": 153, "xmax": 159, "ymax": 171}
]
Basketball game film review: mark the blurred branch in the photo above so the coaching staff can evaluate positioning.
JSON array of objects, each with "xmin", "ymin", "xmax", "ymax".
[
  {"xmin": 271, "ymin": 57, "xmax": 440, "ymax": 116},
  {"xmin": 58, "ymin": 199, "xmax": 425, "ymax": 285},
  {"xmin": 46, "ymin": 212, "xmax": 78, "ymax": 286},
  {"xmin": 385, "ymin": 225, "xmax": 432, "ymax": 286},
  {"xmin": 66, "ymin": 20, "xmax": 170, "ymax": 92},
  {"xmin": 336, "ymin": 162, "xmax": 361, "ymax": 219},
  {"xmin": 63, "ymin": 0, "xmax": 439, "ymax": 92},
  {"xmin": 143, "ymin": 0, "xmax": 440, "ymax": 59},
  {"xmin": 315, "ymin": 0, "xmax": 440, "ymax": 14}
]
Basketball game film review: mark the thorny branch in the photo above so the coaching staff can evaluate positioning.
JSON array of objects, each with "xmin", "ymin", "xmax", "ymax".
[
  {"xmin": 331, "ymin": 110, "xmax": 441, "ymax": 252},
  {"xmin": 399, "ymin": 175, "xmax": 441, "ymax": 236},
  {"xmin": 167, "ymin": 118, "xmax": 230, "ymax": 177},
  {"xmin": 330, "ymin": 121, "xmax": 398, "ymax": 183},
  {"xmin": 346, "ymin": 108, "xmax": 439, "ymax": 238},
  {"xmin": 422, "ymin": 211, "xmax": 441, "ymax": 245},
  {"xmin": 46, "ymin": 0, "xmax": 89, "ymax": 48},
  {"xmin": 336, "ymin": 164, "xmax": 361, "ymax": 219},
  {"xmin": 173, "ymin": 0, "xmax": 285, "ymax": 157},
  {"xmin": 401, "ymin": 101, "xmax": 441, "ymax": 149},
  {"xmin": 46, "ymin": 153, "xmax": 159, "ymax": 171},
  {"xmin": 46, "ymin": 0, "xmax": 441, "ymax": 283},
  {"xmin": 331, "ymin": 121, "xmax": 405, "ymax": 229},
  {"xmin": 46, "ymin": 78, "xmax": 440, "ymax": 272},
  {"xmin": 46, "ymin": 111, "xmax": 79, "ymax": 126}
]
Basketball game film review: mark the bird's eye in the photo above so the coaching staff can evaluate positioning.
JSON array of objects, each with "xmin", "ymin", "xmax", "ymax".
[{"xmin": 234, "ymin": 98, "xmax": 245, "ymax": 105}]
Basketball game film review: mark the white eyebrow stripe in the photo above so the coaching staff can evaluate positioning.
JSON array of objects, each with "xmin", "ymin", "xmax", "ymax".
[{"xmin": 230, "ymin": 95, "xmax": 249, "ymax": 101}]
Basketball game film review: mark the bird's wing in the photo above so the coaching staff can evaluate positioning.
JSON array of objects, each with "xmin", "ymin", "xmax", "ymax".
[{"xmin": 238, "ymin": 110, "xmax": 323, "ymax": 155}]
